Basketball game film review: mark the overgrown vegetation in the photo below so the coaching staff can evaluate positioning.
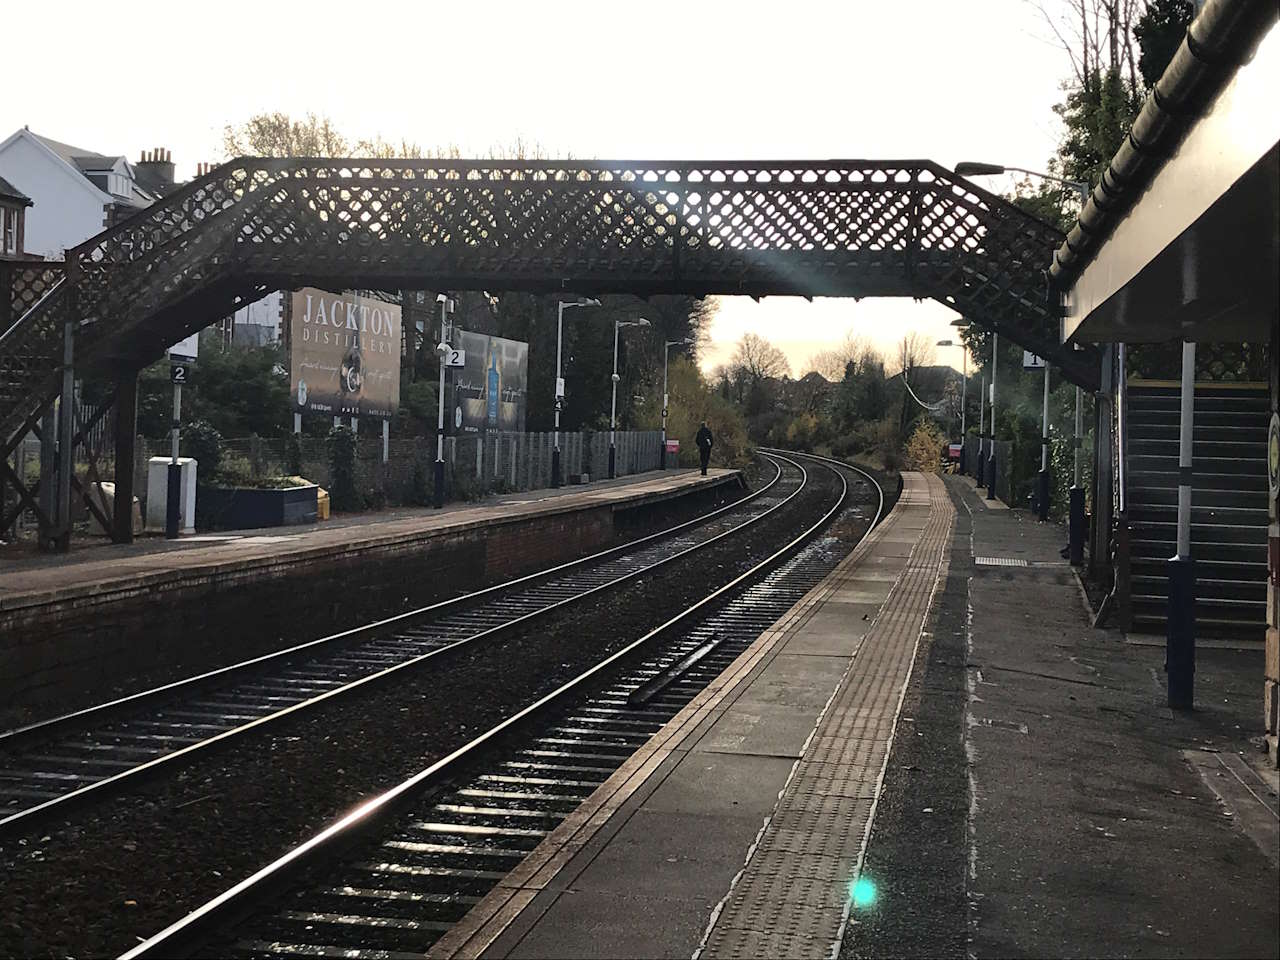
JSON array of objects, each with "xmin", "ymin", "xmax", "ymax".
[
  {"xmin": 905, "ymin": 421, "xmax": 946, "ymax": 473},
  {"xmin": 327, "ymin": 426, "xmax": 361, "ymax": 512}
]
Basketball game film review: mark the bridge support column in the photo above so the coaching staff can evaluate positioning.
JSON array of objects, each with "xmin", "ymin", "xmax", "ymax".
[
  {"xmin": 1036, "ymin": 362, "xmax": 1052, "ymax": 520},
  {"xmin": 37, "ymin": 405, "xmax": 56, "ymax": 549},
  {"xmin": 112, "ymin": 371, "xmax": 138, "ymax": 544},
  {"xmin": 51, "ymin": 315, "xmax": 76, "ymax": 552},
  {"xmin": 1068, "ymin": 385, "xmax": 1085, "ymax": 566},
  {"xmin": 986, "ymin": 333, "xmax": 998, "ymax": 502},
  {"xmin": 1090, "ymin": 345, "xmax": 1115, "ymax": 582},
  {"xmin": 1167, "ymin": 339, "xmax": 1196, "ymax": 710}
]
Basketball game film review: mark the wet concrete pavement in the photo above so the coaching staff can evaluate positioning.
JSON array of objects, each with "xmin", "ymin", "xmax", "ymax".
[{"xmin": 845, "ymin": 476, "xmax": 1279, "ymax": 959}]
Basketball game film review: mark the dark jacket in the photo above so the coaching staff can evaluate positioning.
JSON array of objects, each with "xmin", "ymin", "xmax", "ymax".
[{"xmin": 696, "ymin": 426, "xmax": 714, "ymax": 451}]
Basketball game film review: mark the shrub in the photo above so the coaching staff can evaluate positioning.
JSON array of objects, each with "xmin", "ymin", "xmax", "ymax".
[
  {"xmin": 785, "ymin": 412, "xmax": 820, "ymax": 452},
  {"xmin": 286, "ymin": 431, "xmax": 303, "ymax": 476},
  {"xmin": 582, "ymin": 428, "xmax": 596, "ymax": 477},
  {"xmin": 904, "ymin": 419, "xmax": 946, "ymax": 473},
  {"xmin": 881, "ymin": 444, "xmax": 903, "ymax": 474},
  {"xmin": 451, "ymin": 473, "xmax": 488, "ymax": 503},
  {"xmin": 409, "ymin": 458, "xmax": 431, "ymax": 506},
  {"xmin": 182, "ymin": 419, "xmax": 223, "ymax": 477},
  {"xmin": 327, "ymin": 426, "xmax": 362, "ymax": 512},
  {"xmin": 828, "ymin": 433, "xmax": 860, "ymax": 460}
]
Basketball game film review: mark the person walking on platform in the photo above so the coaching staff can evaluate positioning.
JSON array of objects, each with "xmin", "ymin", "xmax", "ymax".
[{"xmin": 696, "ymin": 420, "xmax": 714, "ymax": 476}]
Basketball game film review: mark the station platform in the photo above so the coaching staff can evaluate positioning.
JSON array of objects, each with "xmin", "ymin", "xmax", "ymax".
[
  {"xmin": 431, "ymin": 472, "xmax": 953, "ymax": 959},
  {"xmin": 0, "ymin": 468, "xmax": 740, "ymax": 713},
  {"xmin": 0, "ymin": 468, "xmax": 738, "ymax": 609},
  {"xmin": 431, "ymin": 470, "xmax": 1279, "ymax": 959}
]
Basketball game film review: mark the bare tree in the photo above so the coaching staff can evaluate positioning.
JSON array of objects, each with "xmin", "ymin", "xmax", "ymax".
[
  {"xmin": 803, "ymin": 331, "xmax": 877, "ymax": 382},
  {"xmin": 223, "ymin": 112, "xmax": 463, "ymax": 161},
  {"xmin": 731, "ymin": 332, "xmax": 791, "ymax": 382},
  {"xmin": 223, "ymin": 112, "xmax": 352, "ymax": 158},
  {"xmin": 891, "ymin": 332, "xmax": 936, "ymax": 377},
  {"xmin": 1030, "ymin": 0, "xmax": 1147, "ymax": 93}
]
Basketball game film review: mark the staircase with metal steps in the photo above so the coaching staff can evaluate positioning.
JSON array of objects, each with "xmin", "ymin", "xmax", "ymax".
[{"xmin": 1126, "ymin": 382, "xmax": 1270, "ymax": 639}]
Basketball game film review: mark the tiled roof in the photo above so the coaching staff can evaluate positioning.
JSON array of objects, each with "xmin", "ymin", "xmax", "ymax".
[
  {"xmin": 31, "ymin": 132, "xmax": 122, "ymax": 172},
  {"xmin": 0, "ymin": 174, "xmax": 32, "ymax": 205}
]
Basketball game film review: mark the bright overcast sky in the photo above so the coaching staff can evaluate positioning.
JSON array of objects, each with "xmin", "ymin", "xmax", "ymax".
[{"xmin": 5, "ymin": 0, "xmax": 1074, "ymax": 375}]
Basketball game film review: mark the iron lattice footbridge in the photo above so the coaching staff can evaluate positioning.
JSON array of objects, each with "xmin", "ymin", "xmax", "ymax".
[{"xmin": 0, "ymin": 157, "xmax": 1098, "ymax": 536}]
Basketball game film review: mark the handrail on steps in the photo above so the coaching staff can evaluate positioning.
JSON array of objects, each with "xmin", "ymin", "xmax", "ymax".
[{"xmin": 0, "ymin": 275, "xmax": 66, "ymax": 348}]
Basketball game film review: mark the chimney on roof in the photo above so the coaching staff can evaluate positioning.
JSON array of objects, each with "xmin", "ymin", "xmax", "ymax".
[{"xmin": 138, "ymin": 147, "xmax": 176, "ymax": 187}]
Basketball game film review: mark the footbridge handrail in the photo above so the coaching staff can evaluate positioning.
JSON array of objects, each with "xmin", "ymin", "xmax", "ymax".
[
  {"xmin": 61, "ymin": 157, "xmax": 1095, "ymax": 377},
  {"xmin": 3, "ymin": 155, "xmax": 1102, "ymax": 468}
]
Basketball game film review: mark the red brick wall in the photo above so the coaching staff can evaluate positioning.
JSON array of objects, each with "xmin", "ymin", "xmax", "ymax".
[
  {"xmin": 484, "ymin": 507, "xmax": 612, "ymax": 580},
  {"xmin": 2, "ymin": 501, "xmax": 639, "ymax": 709}
]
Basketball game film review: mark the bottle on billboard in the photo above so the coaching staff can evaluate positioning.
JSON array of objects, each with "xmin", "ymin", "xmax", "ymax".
[
  {"xmin": 486, "ymin": 346, "xmax": 500, "ymax": 428},
  {"xmin": 340, "ymin": 332, "xmax": 364, "ymax": 410}
]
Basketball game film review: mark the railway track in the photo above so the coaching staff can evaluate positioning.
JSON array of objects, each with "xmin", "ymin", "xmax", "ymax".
[
  {"xmin": 0, "ymin": 457, "xmax": 803, "ymax": 837},
  {"xmin": 122, "ymin": 452, "xmax": 883, "ymax": 959}
]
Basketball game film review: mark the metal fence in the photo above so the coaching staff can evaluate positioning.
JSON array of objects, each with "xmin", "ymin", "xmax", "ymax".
[
  {"xmin": 961, "ymin": 436, "xmax": 1012, "ymax": 504},
  {"xmin": 2, "ymin": 429, "xmax": 665, "ymax": 536},
  {"xmin": 177, "ymin": 429, "xmax": 659, "ymax": 511}
]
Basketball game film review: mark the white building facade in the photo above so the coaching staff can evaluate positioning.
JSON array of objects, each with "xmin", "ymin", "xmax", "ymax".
[{"xmin": 0, "ymin": 128, "xmax": 165, "ymax": 259}]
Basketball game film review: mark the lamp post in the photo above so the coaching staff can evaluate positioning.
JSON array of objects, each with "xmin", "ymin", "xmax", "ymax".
[
  {"xmin": 953, "ymin": 161, "xmax": 1090, "ymax": 207},
  {"xmin": 955, "ymin": 160, "xmax": 1089, "ymax": 500},
  {"xmin": 1069, "ymin": 381, "xmax": 1085, "ymax": 565},
  {"xmin": 661, "ymin": 337, "xmax": 694, "ymax": 470},
  {"xmin": 977, "ymin": 373, "xmax": 987, "ymax": 485},
  {"xmin": 433, "ymin": 293, "xmax": 455, "ymax": 509},
  {"xmin": 1037, "ymin": 357, "xmax": 1052, "ymax": 521},
  {"xmin": 552, "ymin": 298, "xmax": 600, "ymax": 488},
  {"xmin": 986, "ymin": 332, "xmax": 998, "ymax": 501},
  {"xmin": 610, "ymin": 318, "xmax": 650, "ymax": 479},
  {"xmin": 936, "ymin": 337, "xmax": 967, "ymax": 470}
]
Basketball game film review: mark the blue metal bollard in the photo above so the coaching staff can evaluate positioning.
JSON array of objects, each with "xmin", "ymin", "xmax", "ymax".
[
  {"xmin": 1166, "ymin": 556, "xmax": 1196, "ymax": 709},
  {"xmin": 1068, "ymin": 486, "xmax": 1086, "ymax": 565}
]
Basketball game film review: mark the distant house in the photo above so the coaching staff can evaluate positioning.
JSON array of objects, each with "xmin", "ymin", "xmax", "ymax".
[
  {"xmin": 0, "ymin": 175, "xmax": 33, "ymax": 260},
  {"xmin": 0, "ymin": 127, "xmax": 179, "ymax": 258}
]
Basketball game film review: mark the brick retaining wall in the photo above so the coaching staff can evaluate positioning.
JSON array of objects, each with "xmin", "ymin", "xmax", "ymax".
[{"xmin": 0, "ymin": 475, "xmax": 731, "ymax": 710}]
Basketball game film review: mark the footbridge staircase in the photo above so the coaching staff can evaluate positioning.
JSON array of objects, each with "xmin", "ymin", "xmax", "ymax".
[{"xmin": 1125, "ymin": 381, "xmax": 1271, "ymax": 638}]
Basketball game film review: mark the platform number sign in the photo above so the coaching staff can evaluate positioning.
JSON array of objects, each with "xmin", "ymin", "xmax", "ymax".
[
  {"xmin": 444, "ymin": 348, "xmax": 466, "ymax": 368},
  {"xmin": 1022, "ymin": 351, "xmax": 1047, "ymax": 370},
  {"xmin": 170, "ymin": 361, "xmax": 189, "ymax": 384}
]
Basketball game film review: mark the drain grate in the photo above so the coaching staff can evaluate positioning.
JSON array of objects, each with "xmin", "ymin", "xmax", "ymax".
[{"xmin": 975, "ymin": 556, "xmax": 1029, "ymax": 567}]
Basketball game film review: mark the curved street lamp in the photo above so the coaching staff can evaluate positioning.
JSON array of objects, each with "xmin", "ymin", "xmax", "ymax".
[
  {"xmin": 936, "ymin": 338, "xmax": 967, "ymax": 460},
  {"xmin": 610, "ymin": 318, "xmax": 651, "ymax": 479},
  {"xmin": 953, "ymin": 161, "xmax": 1090, "ymax": 206},
  {"xmin": 955, "ymin": 163, "xmax": 1085, "ymax": 517},
  {"xmin": 433, "ymin": 294, "xmax": 455, "ymax": 508},
  {"xmin": 552, "ymin": 297, "xmax": 600, "ymax": 488}
]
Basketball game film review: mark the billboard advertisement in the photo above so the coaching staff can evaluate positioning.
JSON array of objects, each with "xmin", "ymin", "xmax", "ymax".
[
  {"xmin": 290, "ymin": 288, "xmax": 401, "ymax": 418},
  {"xmin": 452, "ymin": 330, "xmax": 528, "ymax": 435}
]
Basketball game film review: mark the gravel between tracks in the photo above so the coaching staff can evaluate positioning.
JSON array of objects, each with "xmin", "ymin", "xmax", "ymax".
[
  {"xmin": 0, "ymin": 459, "xmax": 866, "ymax": 959},
  {"xmin": 0, "ymin": 471, "xmax": 755, "ymax": 733}
]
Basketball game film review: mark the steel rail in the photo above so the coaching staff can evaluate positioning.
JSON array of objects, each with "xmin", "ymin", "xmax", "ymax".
[
  {"xmin": 120, "ymin": 453, "xmax": 870, "ymax": 959},
  {"xmin": 0, "ymin": 460, "xmax": 799, "ymax": 837},
  {"xmin": 760, "ymin": 447, "xmax": 886, "ymax": 526},
  {"xmin": 1, "ymin": 465, "xmax": 775, "ymax": 749}
]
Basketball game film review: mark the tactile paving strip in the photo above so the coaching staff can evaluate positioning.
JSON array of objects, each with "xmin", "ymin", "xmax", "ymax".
[{"xmin": 701, "ymin": 473, "xmax": 954, "ymax": 959}]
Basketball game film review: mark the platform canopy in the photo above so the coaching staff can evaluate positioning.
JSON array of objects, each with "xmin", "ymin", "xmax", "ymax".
[{"xmin": 1055, "ymin": 0, "xmax": 1279, "ymax": 345}]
